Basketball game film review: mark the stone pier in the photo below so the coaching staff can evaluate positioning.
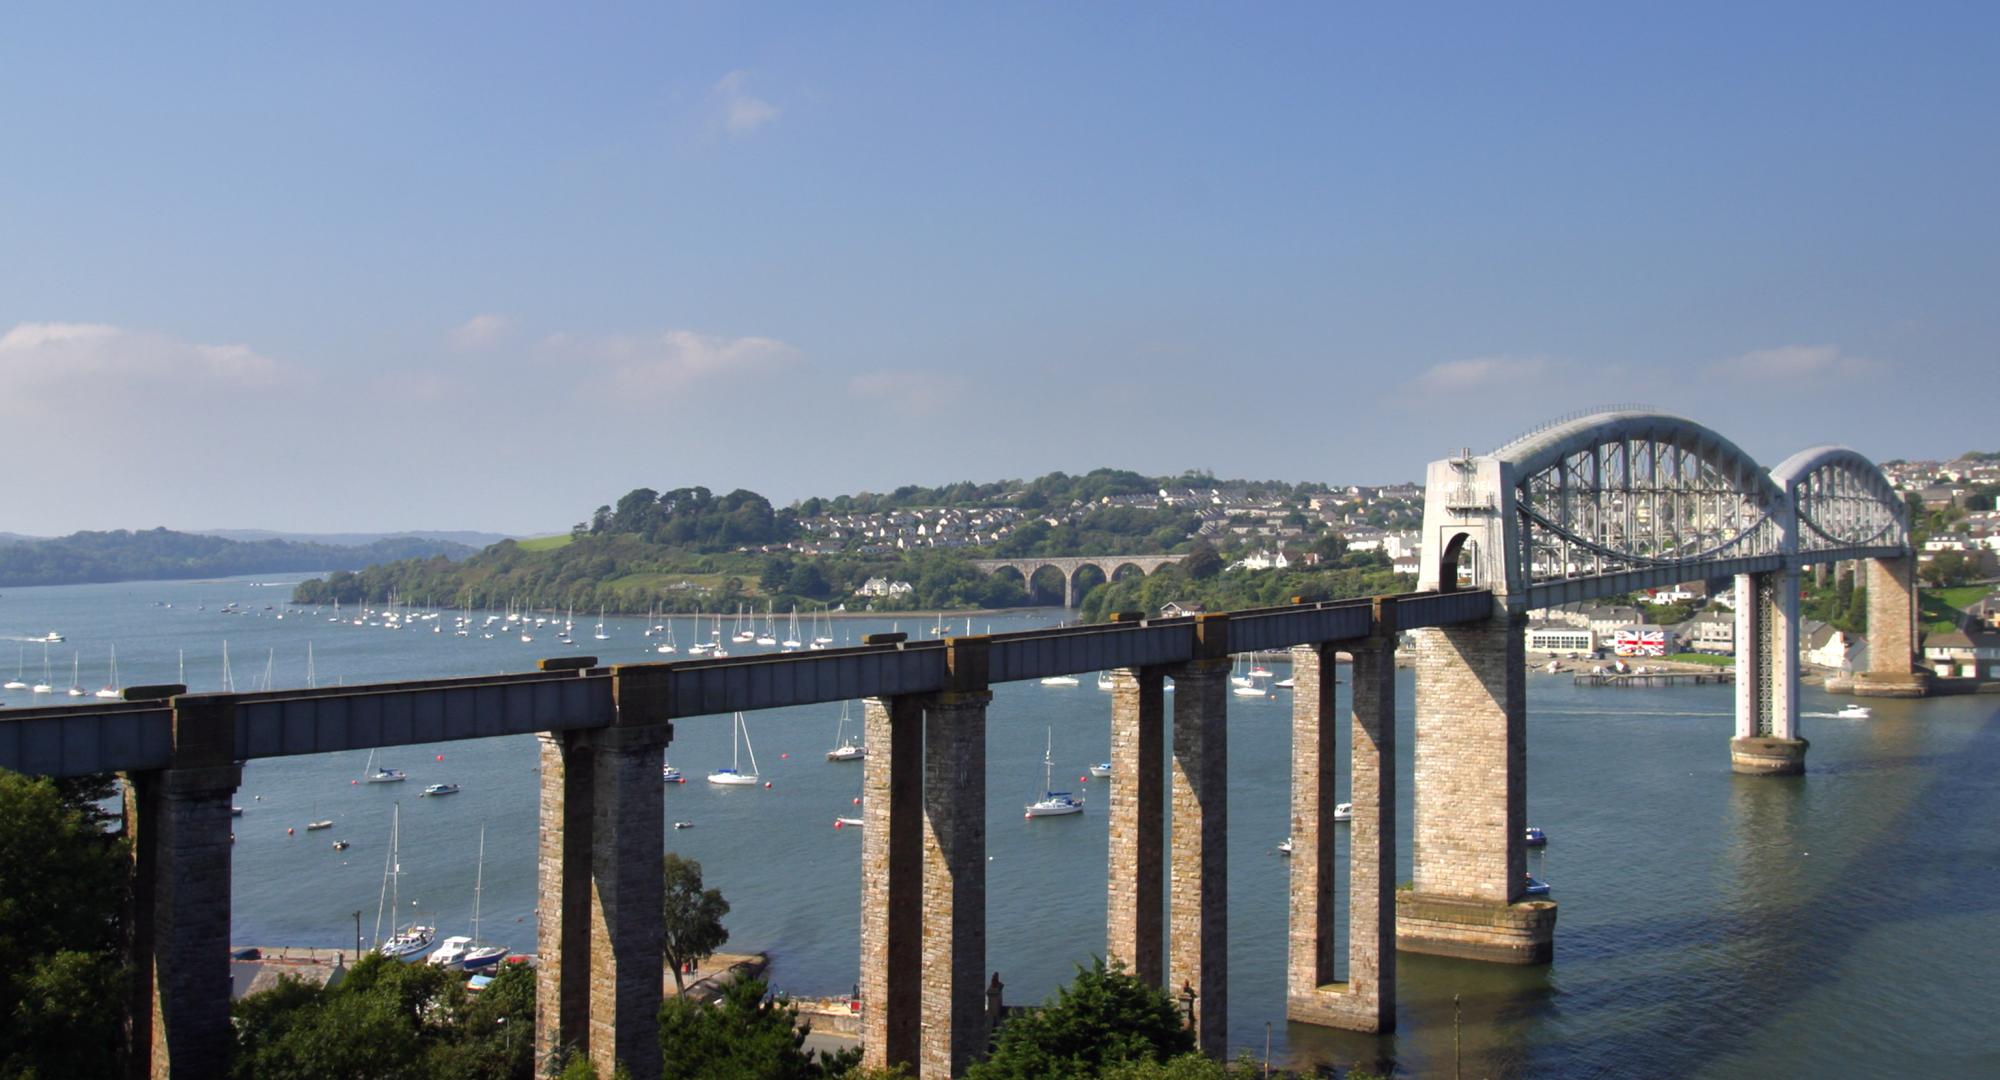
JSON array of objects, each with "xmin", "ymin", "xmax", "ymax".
[
  {"xmin": 1169, "ymin": 614, "xmax": 1229, "ymax": 1052},
  {"xmin": 125, "ymin": 693, "xmax": 239, "ymax": 1079},
  {"xmin": 1731, "ymin": 571, "xmax": 1808, "ymax": 774},
  {"xmin": 536, "ymin": 664, "xmax": 672, "ymax": 1080},
  {"xmin": 1286, "ymin": 596, "xmax": 1397, "ymax": 1032},
  {"xmin": 859, "ymin": 694, "xmax": 924, "ymax": 1072},
  {"xmin": 1105, "ymin": 665, "xmax": 1166, "ymax": 986},
  {"xmin": 1400, "ymin": 615, "xmax": 1555, "ymax": 964},
  {"xmin": 1854, "ymin": 555, "xmax": 1932, "ymax": 697},
  {"xmin": 921, "ymin": 686, "xmax": 990, "ymax": 1078}
]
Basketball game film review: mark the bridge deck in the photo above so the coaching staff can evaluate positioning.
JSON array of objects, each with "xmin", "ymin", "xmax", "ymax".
[{"xmin": 0, "ymin": 591, "xmax": 1492, "ymax": 778}]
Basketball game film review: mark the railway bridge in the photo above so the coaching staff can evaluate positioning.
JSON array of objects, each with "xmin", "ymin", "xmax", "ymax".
[
  {"xmin": 0, "ymin": 410, "xmax": 1921, "ymax": 1079},
  {"xmin": 971, "ymin": 553, "xmax": 1187, "ymax": 608}
]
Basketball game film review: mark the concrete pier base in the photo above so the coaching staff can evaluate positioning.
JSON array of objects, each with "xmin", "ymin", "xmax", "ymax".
[
  {"xmin": 1394, "ymin": 892, "xmax": 1557, "ymax": 965},
  {"xmin": 1851, "ymin": 671, "xmax": 1932, "ymax": 698},
  {"xmin": 1730, "ymin": 736, "xmax": 1809, "ymax": 775}
]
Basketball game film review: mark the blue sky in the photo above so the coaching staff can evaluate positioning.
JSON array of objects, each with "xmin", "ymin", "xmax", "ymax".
[{"xmin": 3, "ymin": 3, "xmax": 1994, "ymax": 535}]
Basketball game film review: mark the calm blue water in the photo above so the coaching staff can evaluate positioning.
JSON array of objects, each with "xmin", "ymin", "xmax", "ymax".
[{"xmin": 5, "ymin": 575, "xmax": 1998, "ymax": 1077}]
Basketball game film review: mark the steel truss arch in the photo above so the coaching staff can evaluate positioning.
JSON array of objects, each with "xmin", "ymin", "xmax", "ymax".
[{"xmin": 1769, "ymin": 446, "xmax": 1910, "ymax": 561}]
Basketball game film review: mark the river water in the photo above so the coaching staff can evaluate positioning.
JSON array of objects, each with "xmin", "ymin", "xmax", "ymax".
[{"xmin": 4, "ymin": 575, "xmax": 1996, "ymax": 1077}]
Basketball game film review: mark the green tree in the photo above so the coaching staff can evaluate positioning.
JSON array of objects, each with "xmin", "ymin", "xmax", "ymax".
[
  {"xmin": 661, "ymin": 854, "xmax": 730, "ymax": 994},
  {"xmin": 1920, "ymin": 550, "xmax": 1974, "ymax": 587},
  {"xmin": 0, "ymin": 770, "xmax": 129, "ymax": 1080},
  {"xmin": 966, "ymin": 959, "xmax": 1194, "ymax": 1080},
  {"xmin": 1183, "ymin": 543, "xmax": 1223, "ymax": 581},
  {"xmin": 760, "ymin": 559, "xmax": 794, "ymax": 594},
  {"xmin": 658, "ymin": 976, "xmax": 856, "ymax": 1080}
]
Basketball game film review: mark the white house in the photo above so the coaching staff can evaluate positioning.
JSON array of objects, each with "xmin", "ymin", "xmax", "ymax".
[{"xmin": 854, "ymin": 577, "xmax": 914, "ymax": 598}]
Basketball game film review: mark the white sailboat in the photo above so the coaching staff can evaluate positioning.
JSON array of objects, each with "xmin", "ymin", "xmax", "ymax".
[
  {"xmin": 756, "ymin": 604, "xmax": 778, "ymax": 647},
  {"xmin": 657, "ymin": 615, "xmax": 679, "ymax": 654},
  {"xmin": 812, "ymin": 607, "xmax": 834, "ymax": 648},
  {"xmin": 731, "ymin": 605, "xmax": 755, "ymax": 643},
  {"xmin": 594, "ymin": 606, "xmax": 609, "ymax": 641},
  {"xmin": 782, "ymin": 606, "xmax": 802, "ymax": 651},
  {"xmin": 1024, "ymin": 728, "xmax": 1085, "ymax": 817},
  {"xmin": 94, "ymin": 646, "xmax": 122, "ymax": 698},
  {"xmin": 6, "ymin": 645, "xmax": 28, "ymax": 690},
  {"xmin": 374, "ymin": 803, "xmax": 435, "ymax": 961},
  {"xmin": 429, "ymin": 825, "xmax": 508, "ymax": 970},
  {"xmin": 1229, "ymin": 654, "xmax": 1253, "ymax": 688},
  {"xmin": 688, "ymin": 611, "xmax": 712, "ymax": 655},
  {"xmin": 827, "ymin": 701, "xmax": 865, "ymax": 761},
  {"xmin": 66, "ymin": 652, "xmax": 84, "ymax": 696},
  {"xmin": 708, "ymin": 712, "xmax": 761, "ymax": 785}
]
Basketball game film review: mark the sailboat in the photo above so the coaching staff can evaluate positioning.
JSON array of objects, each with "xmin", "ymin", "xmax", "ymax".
[
  {"xmin": 66, "ymin": 652, "xmax": 84, "ymax": 696},
  {"xmin": 707, "ymin": 712, "xmax": 761, "ymax": 785},
  {"xmin": 1024, "ymin": 728, "xmax": 1084, "ymax": 817},
  {"xmin": 429, "ymin": 826, "xmax": 508, "ymax": 970},
  {"xmin": 731, "ymin": 605, "xmax": 755, "ymax": 643},
  {"xmin": 1095, "ymin": 672, "xmax": 1114, "ymax": 691},
  {"xmin": 1229, "ymin": 654, "xmax": 1254, "ymax": 688},
  {"xmin": 94, "ymin": 646, "xmax": 122, "ymax": 698},
  {"xmin": 375, "ymin": 803, "xmax": 436, "ymax": 961},
  {"xmin": 656, "ymin": 616, "xmax": 678, "ymax": 655},
  {"xmin": 363, "ymin": 747, "xmax": 407, "ymax": 784},
  {"xmin": 811, "ymin": 607, "xmax": 834, "ymax": 648},
  {"xmin": 756, "ymin": 604, "xmax": 777, "ymax": 647},
  {"xmin": 826, "ymin": 701, "xmax": 865, "ymax": 761},
  {"xmin": 710, "ymin": 611, "xmax": 731, "ymax": 657},
  {"xmin": 5, "ymin": 645, "xmax": 27, "ymax": 690},
  {"xmin": 782, "ymin": 606, "xmax": 802, "ymax": 651},
  {"xmin": 687, "ymin": 611, "xmax": 711, "ymax": 655},
  {"xmin": 594, "ymin": 607, "xmax": 609, "ymax": 641}
]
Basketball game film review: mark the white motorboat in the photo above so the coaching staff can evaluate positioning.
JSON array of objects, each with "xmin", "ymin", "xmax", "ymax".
[
  {"xmin": 1275, "ymin": 677, "xmax": 1296, "ymax": 689},
  {"xmin": 834, "ymin": 816, "xmax": 864, "ymax": 829},
  {"xmin": 306, "ymin": 819, "xmax": 335, "ymax": 831},
  {"xmin": 1088, "ymin": 762, "xmax": 1112, "ymax": 778},
  {"xmin": 1836, "ymin": 704, "xmax": 1872, "ymax": 719},
  {"xmin": 1096, "ymin": 672, "xmax": 1114, "ymax": 691},
  {"xmin": 1277, "ymin": 837, "xmax": 1293, "ymax": 856},
  {"xmin": 1024, "ymin": 728, "xmax": 1084, "ymax": 817},
  {"xmin": 42, "ymin": 631, "xmax": 64, "ymax": 643},
  {"xmin": 421, "ymin": 783, "xmax": 459, "ymax": 797},
  {"xmin": 827, "ymin": 701, "xmax": 866, "ymax": 761},
  {"xmin": 1040, "ymin": 674, "xmax": 1080, "ymax": 687},
  {"xmin": 1333, "ymin": 802, "xmax": 1352, "ymax": 821},
  {"xmin": 708, "ymin": 712, "xmax": 761, "ymax": 785}
]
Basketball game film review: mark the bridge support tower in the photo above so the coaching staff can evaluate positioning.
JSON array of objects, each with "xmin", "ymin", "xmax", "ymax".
[
  {"xmin": 1287, "ymin": 599, "xmax": 1398, "ymax": 1031},
  {"xmin": 860, "ymin": 637, "xmax": 993, "ymax": 1079},
  {"xmin": 124, "ymin": 693, "xmax": 239, "ymax": 1079},
  {"xmin": 1853, "ymin": 556, "xmax": 1932, "ymax": 696},
  {"xmin": 536, "ymin": 665, "xmax": 673, "ymax": 1080},
  {"xmin": 1731, "ymin": 571, "xmax": 1808, "ymax": 774},
  {"xmin": 1399, "ymin": 615, "xmax": 1556, "ymax": 964}
]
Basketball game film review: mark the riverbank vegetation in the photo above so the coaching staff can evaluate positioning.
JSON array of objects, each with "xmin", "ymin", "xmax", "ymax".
[{"xmin": 0, "ymin": 528, "xmax": 471, "ymax": 588}]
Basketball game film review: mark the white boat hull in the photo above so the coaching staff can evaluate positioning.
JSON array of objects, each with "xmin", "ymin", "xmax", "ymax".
[{"xmin": 708, "ymin": 772, "xmax": 759, "ymax": 786}]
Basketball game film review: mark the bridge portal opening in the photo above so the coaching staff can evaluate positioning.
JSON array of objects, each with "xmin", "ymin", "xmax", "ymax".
[
  {"xmin": 1439, "ymin": 532, "xmax": 1475, "ymax": 593},
  {"xmin": 1027, "ymin": 565, "xmax": 1069, "ymax": 606},
  {"xmin": 1071, "ymin": 564, "xmax": 1109, "ymax": 606}
]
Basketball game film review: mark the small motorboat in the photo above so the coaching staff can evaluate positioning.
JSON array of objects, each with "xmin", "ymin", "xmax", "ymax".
[
  {"xmin": 306, "ymin": 819, "xmax": 334, "ymax": 831},
  {"xmin": 1836, "ymin": 704, "xmax": 1872, "ymax": 719},
  {"xmin": 1039, "ymin": 675, "xmax": 1080, "ymax": 687},
  {"xmin": 422, "ymin": 783, "xmax": 460, "ymax": 797},
  {"xmin": 833, "ymin": 817, "xmax": 864, "ymax": 829},
  {"xmin": 662, "ymin": 763, "xmax": 685, "ymax": 783},
  {"xmin": 672, "ymin": 821, "xmax": 694, "ymax": 830},
  {"xmin": 42, "ymin": 631, "xmax": 64, "ymax": 643},
  {"xmin": 1333, "ymin": 802, "xmax": 1352, "ymax": 821},
  {"xmin": 1088, "ymin": 762, "xmax": 1112, "ymax": 778},
  {"xmin": 1277, "ymin": 837, "xmax": 1293, "ymax": 856},
  {"xmin": 1523, "ymin": 875, "xmax": 1551, "ymax": 897},
  {"xmin": 1232, "ymin": 682, "xmax": 1271, "ymax": 698},
  {"xmin": 1525, "ymin": 826, "xmax": 1548, "ymax": 847},
  {"xmin": 331, "ymin": 840, "xmax": 350, "ymax": 851},
  {"xmin": 230, "ymin": 806, "xmax": 244, "ymax": 817},
  {"xmin": 1275, "ymin": 677, "xmax": 1296, "ymax": 689}
]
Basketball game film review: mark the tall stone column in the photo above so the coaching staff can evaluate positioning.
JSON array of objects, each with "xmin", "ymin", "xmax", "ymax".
[
  {"xmin": 859, "ymin": 694, "xmax": 923, "ymax": 1072},
  {"xmin": 921, "ymin": 689, "xmax": 990, "ymax": 1078},
  {"xmin": 125, "ymin": 694, "xmax": 239, "ymax": 1079},
  {"xmin": 1855, "ymin": 555, "xmax": 1931, "ymax": 696},
  {"xmin": 1287, "ymin": 599, "xmax": 1397, "ymax": 1033},
  {"xmin": 536, "ymin": 665, "xmax": 672, "ymax": 1080},
  {"xmin": 1106, "ymin": 665, "xmax": 1166, "ymax": 986},
  {"xmin": 1400, "ymin": 615, "xmax": 1554, "ymax": 964},
  {"xmin": 1731, "ymin": 571, "xmax": 1808, "ymax": 774},
  {"xmin": 1169, "ymin": 611, "xmax": 1229, "ymax": 1053}
]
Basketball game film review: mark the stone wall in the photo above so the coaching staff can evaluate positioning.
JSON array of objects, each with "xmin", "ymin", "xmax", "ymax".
[
  {"xmin": 859, "ymin": 696, "xmax": 922, "ymax": 1071},
  {"xmin": 1169, "ymin": 659, "xmax": 1227, "ymax": 1052},
  {"xmin": 1105, "ymin": 667, "xmax": 1165, "ymax": 986},
  {"xmin": 921, "ymin": 692, "xmax": 989, "ymax": 1078},
  {"xmin": 1411, "ymin": 618, "xmax": 1523, "ymax": 905}
]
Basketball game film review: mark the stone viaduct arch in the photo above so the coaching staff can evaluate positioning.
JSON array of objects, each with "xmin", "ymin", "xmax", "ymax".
[{"xmin": 971, "ymin": 554, "xmax": 1188, "ymax": 608}]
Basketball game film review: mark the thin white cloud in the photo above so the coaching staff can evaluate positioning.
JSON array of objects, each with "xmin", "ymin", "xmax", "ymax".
[
  {"xmin": 0, "ymin": 322, "xmax": 285, "ymax": 414},
  {"xmin": 1414, "ymin": 356, "xmax": 1551, "ymax": 394},
  {"xmin": 449, "ymin": 313, "xmax": 515, "ymax": 351},
  {"xmin": 1704, "ymin": 344, "xmax": 1883, "ymax": 381},
  {"xmin": 713, "ymin": 70, "xmax": 779, "ymax": 136},
  {"xmin": 553, "ymin": 329, "xmax": 801, "ymax": 402},
  {"xmin": 847, "ymin": 370, "xmax": 969, "ymax": 417}
]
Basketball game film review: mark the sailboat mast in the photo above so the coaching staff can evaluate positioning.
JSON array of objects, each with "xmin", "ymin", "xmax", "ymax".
[{"xmin": 471, "ymin": 825, "xmax": 486, "ymax": 945}]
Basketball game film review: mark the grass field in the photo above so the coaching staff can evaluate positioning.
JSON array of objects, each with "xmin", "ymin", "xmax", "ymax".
[
  {"xmin": 515, "ymin": 534, "xmax": 574, "ymax": 552},
  {"xmin": 1667, "ymin": 652, "xmax": 1734, "ymax": 667},
  {"xmin": 1920, "ymin": 584, "xmax": 1989, "ymax": 632}
]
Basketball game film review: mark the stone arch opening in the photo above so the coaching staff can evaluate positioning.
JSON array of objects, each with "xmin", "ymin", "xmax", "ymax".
[
  {"xmin": 1027, "ymin": 565, "xmax": 1069, "ymax": 606},
  {"xmin": 1438, "ymin": 532, "xmax": 1474, "ymax": 593},
  {"xmin": 1110, "ymin": 562, "xmax": 1148, "ymax": 582}
]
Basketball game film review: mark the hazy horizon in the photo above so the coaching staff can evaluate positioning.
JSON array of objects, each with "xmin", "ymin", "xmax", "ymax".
[{"xmin": 5, "ymin": 4, "xmax": 1994, "ymax": 536}]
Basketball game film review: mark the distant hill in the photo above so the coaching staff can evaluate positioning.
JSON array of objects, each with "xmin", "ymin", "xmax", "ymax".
[
  {"xmin": 196, "ymin": 528, "xmax": 513, "ymax": 549},
  {"xmin": 0, "ymin": 532, "xmax": 45, "ymax": 545},
  {"xmin": 0, "ymin": 528, "xmax": 475, "ymax": 588}
]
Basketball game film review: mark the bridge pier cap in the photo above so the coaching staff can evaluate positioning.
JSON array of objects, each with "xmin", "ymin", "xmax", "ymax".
[{"xmin": 1418, "ymin": 410, "xmax": 1909, "ymax": 618}]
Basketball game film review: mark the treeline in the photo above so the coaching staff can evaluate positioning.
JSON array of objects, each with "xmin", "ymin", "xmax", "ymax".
[{"xmin": 0, "ymin": 528, "xmax": 471, "ymax": 588}]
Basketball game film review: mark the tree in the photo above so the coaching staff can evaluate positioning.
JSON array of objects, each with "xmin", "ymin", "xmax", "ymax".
[
  {"xmin": 1183, "ymin": 543, "xmax": 1223, "ymax": 581},
  {"xmin": 760, "ymin": 559, "xmax": 794, "ymax": 594},
  {"xmin": 658, "ymin": 975, "xmax": 856, "ymax": 1080},
  {"xmin": 0, "ymin": 770, "xmax": 129, "ymax": 1080},
  {"xmin": 966, "ymin": 959, "xmax": 1194, "ymax": 1080},
  {"xmin": 661, "ymin": 853, "xmax": 730, "ymax": 994},
  {"xmin": 1921, "ymin": 550, "xmax": 1974, "ymax": 588},
  {"xmin": 786, "ymin": 560, "xmax": 831, "ymax": 600}
]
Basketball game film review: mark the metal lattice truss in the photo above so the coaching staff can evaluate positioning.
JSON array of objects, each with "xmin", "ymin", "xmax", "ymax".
[{"xmin": 1420, "ymin": 411, "xmax": 1913, "ymax": 610}]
